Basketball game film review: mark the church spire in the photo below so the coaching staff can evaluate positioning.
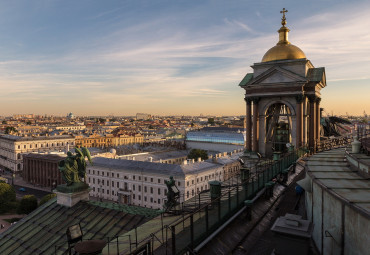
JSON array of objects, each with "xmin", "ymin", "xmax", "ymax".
[{"xmin": 277, "ymin": 8, "xmax": 290, "ymax": 45}]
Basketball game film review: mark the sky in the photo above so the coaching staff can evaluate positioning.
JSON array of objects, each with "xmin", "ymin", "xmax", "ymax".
[{"xmin": 0, "ymin": 0, "xmax": 369, "ymax": 117}]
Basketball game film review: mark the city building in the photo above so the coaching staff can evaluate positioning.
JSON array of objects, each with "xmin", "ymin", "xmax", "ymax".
[
  {"xmin": 74, "ymin": 133, "xmax": 144, "ymax": 148},
  {"xmin": 0, "ymin": 134, "xmax": 75, "ymax": 172},
  {"xmin": 136, "ymin": 113, "xmax": 151, "ymax": 120},
  {"xmin": 22, "ymin": 153, "xmax": 65, "ymax": 188},
  {"xmin": 87, "ymin": 151, "xmax": 242, "ymax": 209}
]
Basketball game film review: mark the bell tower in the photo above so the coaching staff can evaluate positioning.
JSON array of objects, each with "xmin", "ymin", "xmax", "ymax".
[{"xmin": 239, "ymin": 9, "xmax": 326, "ymax": 157}]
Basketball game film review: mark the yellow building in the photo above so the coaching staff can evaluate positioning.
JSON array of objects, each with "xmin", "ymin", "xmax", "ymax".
[{"xmin": 75, "ymin": 134, "xmax": 144, "ymax": 148}]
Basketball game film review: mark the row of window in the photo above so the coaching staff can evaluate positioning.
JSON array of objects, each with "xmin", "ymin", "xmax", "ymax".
[
  {"xmin": 186, "ymin": 172, "xmax": 221, "ymax": 187},
  {"xmin": 91, "ymin": 188, "xmax": 162, "ymax": 204},
  {"xmin": 17, "ymin": 141, "xmax": 73, "ymax": 150},
  {"xmin": 88, "ymin": 170, "xmax": 181, "ymax": 186}
]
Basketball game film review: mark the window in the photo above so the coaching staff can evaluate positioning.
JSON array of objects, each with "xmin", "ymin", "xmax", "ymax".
[
  {"xmin": 107, "ymin": 190, "xmax": 109, "ymax": 194},
  {"xmin": 138, "ymin": 195, "xmax": 141, "ymax": 200},
  {"xmin": 98, "ymin": 171, "xmax": 100, "ymax": 175},
  {"xmin": 144, "ymin": 177, "xmax": 147, "ymax": 181},
  {"xmin": 158, "ymin": 198, "xmax": 161, "ymax": 204},
  {"xmin": 144, "ymin": 186, "xmax": 147, "ymax": 193},
  {"xmin": 144, "ymin": 197, "xmax": 147, "ymax": 202},
  {"xmin": 133, "ymin": 175, "xmax": 135, "ymax": 180},
  {"xmin": 107, "ymin": 181, "xmax": 109, "ymax": 186},
  {"xmin": 117, "ymin": 182, "xmax": 119, "ymax": 188},
  {"xmin": 18, "ymin": 145, "xmax": 20, "ymax": 149},
  {"xmin": 192, "ymin": 180, "xmax": 194, "ymax": 184},
  {"xmin": 112, "ymin": 173, "xmax": 114, "ymax": 177},
  {"xmin": 150, "ymin": 187, "xmax": 153, "ymax": 194},
  {"xmin": 102, "ymin": 189, "xmax": 105, "ymax": 193},
  {"xmin": 139, "ymin": 186, "xmax": 141, "ymax": 192},
  {"xmin": 93, "ymin": 179, "xmax": 95, "ymax": 184},
  {"xmin": 187, "ymin": 181, "xmax": 189, "ymax": 187},
  {"xmin": 158, "ymin": 179, "xmax": 161, "ymax": 183},
  {"xmin": 112, "ymin": 181, "xmax": 114, "ymax": 187},
  {"xmin": 30, "ymin": 144, "xmax": 32, "ymax": 148},
  {"xmin": 102, "ymin": 172, "xmax": 104, "ymax": 176},
  {"xmin": 201, "ymin": 177, "xmax": 203, "ymax": 181},
  {"xmin": 192, "ymin": 190, "xmax": 194, "ymax": 196},
  {"xmin": 150, "ymin": 197, "xmax": 153, "ymax": 203},
  {"xmin": 93, "ymin": 170, "xmax": 95, "ymax": 175},
  {"xmin": 158, "ymin": 188, "xmax": 161, "ymax": 195},
  {"xmin": 24, "ymin": 145, "xmax": 26, "ymax": 149},
  {"xmin": 102, "ymin": 180, "xmax": 104, "ymax": 185},
  {"xmin": 133, "ymin": 194, "xmax": 135, "ymax": 199},
  {"xmin": 139, "ymin": 176, "xmax": 141, "ymax": 181},
  {"xmin": 150, "ymin": 178, "xmax": 153, "ymax": 182},
  {"xmin": 187, "ymin": 191, "xmax": 189, "ymax": 198},
  {"xmin": 112, "ymin": 191, "xmax": 114, "ymax": 195},
  {"xmin": 177, "ymin": 182, "xmax": 181, "ymax": 186}
]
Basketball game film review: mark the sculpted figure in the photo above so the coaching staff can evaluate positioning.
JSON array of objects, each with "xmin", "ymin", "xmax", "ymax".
[{"xmin": 59, "ymin": 147, "xmax": 92, "ymax": 186}]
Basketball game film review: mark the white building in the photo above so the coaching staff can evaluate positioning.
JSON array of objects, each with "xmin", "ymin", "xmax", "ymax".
[
  {"xmin": 0, "ymin": 134, "xmax": 75, "ymax": 172},
  {"xmin": 87, "ymin": 151, "xmax": 242, "ymax": 209}
]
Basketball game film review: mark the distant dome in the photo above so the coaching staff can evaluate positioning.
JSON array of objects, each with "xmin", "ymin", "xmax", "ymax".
[
  {"xmin": 110, "ymin": 148, "xmax": 117, "ymax": 155},
  {"xmin": 262, "ymin": 44, "xmax": 306, "ymax": 62}
]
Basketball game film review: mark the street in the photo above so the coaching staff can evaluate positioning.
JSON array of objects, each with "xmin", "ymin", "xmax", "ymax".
[{"xmin": 13, "ymin": 184, "xmax": 51, "ymax": 200}]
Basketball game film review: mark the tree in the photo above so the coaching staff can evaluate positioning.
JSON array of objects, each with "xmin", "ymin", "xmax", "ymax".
[
  {"xmin": 187, "ymin": 149, "xmax": 208, "ymax": 161},
  {"xmin": 207, "ymin": 118, "xmax": 215, "ymax": 125},
  {"xmin": 39, "ymin": 193, "xmax": 56, "ymax": 206},
  {"xmin": 17, "ymin": 195, "xmax": 38, "ymax": 214},
  {"xmin": 4, "ymin": 126, "xmax": 18, "ymax": 134},
  {"xmin": 0, "ymin": 183, "xmax": 16, "ymax": 214}
]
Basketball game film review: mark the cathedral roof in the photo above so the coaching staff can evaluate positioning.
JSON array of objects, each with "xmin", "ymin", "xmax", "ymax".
[{"xmin": 261, "ymin": 8, "xmax": 306, "ymax": 63}]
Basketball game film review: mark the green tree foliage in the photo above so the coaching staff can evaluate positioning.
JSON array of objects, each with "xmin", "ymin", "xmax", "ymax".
[
  {"xmin": 4, "ymin": 126, "xmax": 18, "ymax": 134},
  {"xmin": 0, "ymin": 183, "xmax": 16, "ymax": 213},
  {"xmin": 187, "ymin": 149, "xmax": 208, "ymax": 161},
  {"xmin": 17, "ymin": 195, "xmax": 38, "ymax": 214},
  {"xmin": 39, "ymin": 193, "xmax": 56, "ymax": 206},
  {"xmin": 207, "ymin": 118, "xmax": 215, "ymax": 125}
]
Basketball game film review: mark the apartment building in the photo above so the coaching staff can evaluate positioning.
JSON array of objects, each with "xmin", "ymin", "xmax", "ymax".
[
  {"xmin": 0, "ymin": 134, "xmax": 75, "ymax": 172},
  {"xmin": 86, "ymin": 151, "xmax": 242, "ymax": 209}
]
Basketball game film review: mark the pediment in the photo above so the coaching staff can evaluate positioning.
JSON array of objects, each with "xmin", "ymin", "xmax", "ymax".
[{"xmin": 250, "ymin": 66, "xmax": 307, "ymax": 85}]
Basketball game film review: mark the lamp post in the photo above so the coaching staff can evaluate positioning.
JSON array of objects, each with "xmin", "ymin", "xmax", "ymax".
[
  {"xmin": 12, "ymin": 173, "xmax": 15, "ymax": 186},
  {"xmin": 51, "ymin": 181, "xmax": 56, "ymax": 193}
]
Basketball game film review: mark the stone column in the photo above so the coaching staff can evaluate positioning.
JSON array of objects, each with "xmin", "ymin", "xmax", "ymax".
[
  {"xmin": 308, "ymin": 96, "xmax": 316, "ymax": 152},
  {"xmin": 296, "ymin": 95, "xmax": 304, "ymax": 148},
  {"xmin": 315, "ymin": 97, "xmax": 321, "ymax": 144},
  {"xmin": 245, "ymin": 97, "xmax": 252, "ymax": 151},
  {"xmin": 252, "ymin": 97, "xmax": 260, "ymax": 152}
]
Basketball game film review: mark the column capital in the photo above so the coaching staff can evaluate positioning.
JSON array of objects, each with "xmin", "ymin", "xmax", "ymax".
[
  {"xmin": 251, "ymin": 96, "xmax": 260, "ymax": 104},
  {"xmin": 307, "ymin": 95, "xmax": 317, "ymax": 103},
  {"xmin": 244, "ymin": 97, "xmax": 252, "ymax": 104},
  {"xmin": 295, "ymin": 94, "xmax": 305, "ymax": 103}
]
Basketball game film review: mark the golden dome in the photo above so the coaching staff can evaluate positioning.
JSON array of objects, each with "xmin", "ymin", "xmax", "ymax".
[
  {"xmin": 262, "ymin": 43, "xmax": 306, "ymax": 62},
  {"xmin": 261, "ymin": 8, "xmax": 306, "ymax": 62}
]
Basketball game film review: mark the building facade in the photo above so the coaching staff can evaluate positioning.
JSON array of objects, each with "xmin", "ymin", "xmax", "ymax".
[
  {"xmin": 86, "ymin": 151, "xmax": 242, "ymax": 209},
  {"xmin": 0, "ymin": 134, "xmax": 75, "ymax": 172},
  {"xmin": 22, "ymin": 153, "xmax": 65, "ymax": 188},
  {"xmin": 75, "ymin": 134, "xmax": 144, "ymax": 148}
]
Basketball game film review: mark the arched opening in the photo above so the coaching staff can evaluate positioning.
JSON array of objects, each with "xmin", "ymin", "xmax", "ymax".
[{"xmin": 265, "ymin": 103, "xmax": 293, "ymax": 153}]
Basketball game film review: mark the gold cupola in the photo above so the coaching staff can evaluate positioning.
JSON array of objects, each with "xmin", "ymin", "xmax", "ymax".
[{"xmin": 261, "ymin": 8, "xmax": 306, "ymax": 62}]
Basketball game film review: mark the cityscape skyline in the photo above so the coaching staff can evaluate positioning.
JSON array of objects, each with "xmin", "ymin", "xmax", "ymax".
[{"xmin": 0, "ymin": 0, "xmax": 369, "ymax": 116}]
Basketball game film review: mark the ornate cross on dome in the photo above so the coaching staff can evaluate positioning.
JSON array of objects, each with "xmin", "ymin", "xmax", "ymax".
[{"xmin": 280, "ymin": 8, "xmax": 288, "ymax": 26}]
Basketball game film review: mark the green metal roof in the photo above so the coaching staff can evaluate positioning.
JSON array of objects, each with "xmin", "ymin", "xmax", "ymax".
[
  {"xmin": 0, "ymin": 198, "xmax": 156, "ymax": 255},
  {"xmin": 238, "ymin": 73, "xmax": 253, "ymax": 87},
  {"xmin": 307, "ymin": 67, "xmax": 325, "ymax": 82}
]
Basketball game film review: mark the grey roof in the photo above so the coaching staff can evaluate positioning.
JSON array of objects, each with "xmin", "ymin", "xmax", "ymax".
[
  {"xmin": 306, "ymin": 148, "xmax": 370, "ymax": 215},
  {"xmin": 92, "ymin": 157, "xmax": 222, "ymax": 177}
]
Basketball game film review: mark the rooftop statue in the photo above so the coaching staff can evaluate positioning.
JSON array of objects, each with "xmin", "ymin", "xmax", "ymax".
[
  {"xmin": 164, "ymin": 176, "xmax": 180, "ymax": 212},
  {"xmin": 57, "ymin": 147, "xmax": 92, "ymax": 193}
]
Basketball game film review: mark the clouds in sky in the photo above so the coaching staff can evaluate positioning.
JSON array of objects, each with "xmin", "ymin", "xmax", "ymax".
[{"xmin": 0, "ymin": 0, "xmax": 369, "ymax": 116}]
